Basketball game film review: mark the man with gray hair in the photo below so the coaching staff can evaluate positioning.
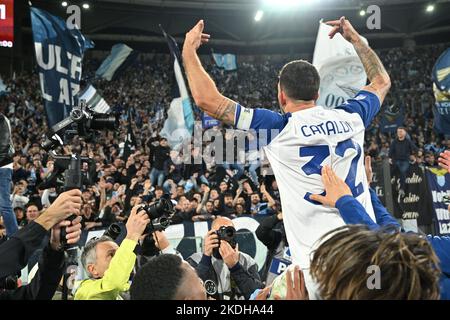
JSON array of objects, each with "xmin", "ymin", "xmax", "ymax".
[{"xmin": 74, "ymin": 205, "xmax": 149, "ymax": 300}]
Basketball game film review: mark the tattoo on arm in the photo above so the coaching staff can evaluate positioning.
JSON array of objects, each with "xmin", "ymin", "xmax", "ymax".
[
  {"xmin": 353, "ymin": 40, "xmax": 388, "ymax": 82},
  {"xmin": 214, "ymin": 97, "xmax": 237, "ymax": 125},
  {"xmin": 353, "ymin": 39, "xmax": 390, "ymax": 100}
]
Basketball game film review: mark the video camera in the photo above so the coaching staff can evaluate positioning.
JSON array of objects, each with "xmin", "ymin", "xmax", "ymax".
[
  {"xmin": 212, "ymin": 226, "xmax": 237, "ymax": 259},
  {"xmin": 41, "ymin": 100, "xmax": 117, "ymax": 152},
  {"xmin": 39, "ymin": 100, "xmax": 119, "ymax": 249}
]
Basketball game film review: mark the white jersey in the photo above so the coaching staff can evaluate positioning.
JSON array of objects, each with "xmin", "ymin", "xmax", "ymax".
[{"xmin": 234, "ymin": 90, "xmax": 380, "ymax": 269}]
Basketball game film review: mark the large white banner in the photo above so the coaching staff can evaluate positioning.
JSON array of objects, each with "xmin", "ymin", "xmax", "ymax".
[{"xmin": 313, "ymin": 22, "xmax": 368, "ymax": 108}]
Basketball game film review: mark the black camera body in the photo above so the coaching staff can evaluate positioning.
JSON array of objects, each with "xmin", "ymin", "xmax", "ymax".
[
  {"xmin": 103, "ymin": 223, "xmax": 122, "ymax": 240},
  {"xmin": 139, "ymin": 195, "xmax": 174, "ymax": 234},
  {"xmin": 145, "ymin": 216, "xmax": 171, "ymax": 234},
  {"xmin": 139, "ymin": 195, "xmax": 174, "ymax": 219},
  {"xmin": 0, "ymin": 275, "xmax": 18, "ymax": 291},
  {"xmin": 212, "ymin": 226, "xmax": 237, "ymax": 259},
  {"xmin": 42, "ymin": 100, "xmax": 118, "ymax": 152}
]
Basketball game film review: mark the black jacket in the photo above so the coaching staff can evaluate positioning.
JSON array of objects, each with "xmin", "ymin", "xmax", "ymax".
[
  {"xmin": 255, "ymin": 214, "xmax": 283, "ymax": 251},
  {"xmin": 0, "ymin": 244, "xmax": 64, "ymax": 300},
  {"xmin": 0, "ymin": 222, "xmax": 48, "ymax": 278},
  {"xmin": 389, "ymin": 138, "xmax": 418, "ymax": 161},
  {"xmin": 186, "ymin": 253, "xmax": 263, "ymax": 300},
  {"xmin": 0, "ymin": 221, "xmax": 65, "ymax": 300}
]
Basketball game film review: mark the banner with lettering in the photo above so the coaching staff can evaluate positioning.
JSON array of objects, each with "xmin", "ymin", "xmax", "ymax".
[
  {"xmin": 432, "ymin": 47, "xmax": 450, "ymax": 134},
  {"xmin": 202, "ymin": 112, "xmax": 220, "ymax": 129},
  {"xmin": 31, "ymin": 7, "xmax": 94, "ymax": 127},
  {"xmin": 312, "ymin": 21, "xmax": 367, "ymax": 109},
  {"xmin": 426, "ymin": 168, "xmax": 450, "ymax": 235},
  {"xmin": 391, "ymin": 164, "xmax": 433, "ymax": 225},
  {"xmin": 369, "ymin": 160, "xmax": 386, "ymax": 205}
]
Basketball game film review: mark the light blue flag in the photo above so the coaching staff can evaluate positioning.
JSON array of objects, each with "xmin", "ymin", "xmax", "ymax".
[
  {"xmin": 212, "ymin": 53, "xmax": 237, "ymax": 71},
  {"xmin": 159, "ymin": 27, "xmax": 194, "ymax": 148}
]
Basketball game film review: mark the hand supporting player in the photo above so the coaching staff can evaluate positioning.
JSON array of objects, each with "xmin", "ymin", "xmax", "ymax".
[{"xmin": 309, "ymin": 166, "xmax": 352, "ymax": 207}]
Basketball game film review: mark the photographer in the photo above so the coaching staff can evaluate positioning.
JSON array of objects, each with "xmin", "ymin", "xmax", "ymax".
[
  {"xmin": 0, "ymin": 190, "xmax": 83, "ymax": 300},
  {"xmin": 136, "ymin": 230, "xmax": 182, "ymax": 270},
  {"xmin": 186, "ymin": 216, "xmax": 263, "ymax": 300},
  {"xmin": 74, "ymin": 205, "xmax": 149, "ymax": 300},
  {"xmin": 256, "ymin": 211, "xmax": 291, "ymax": 286}
]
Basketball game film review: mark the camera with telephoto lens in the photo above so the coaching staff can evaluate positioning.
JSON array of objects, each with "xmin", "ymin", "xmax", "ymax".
[
  {"xmin": 212, "ymin": 226, "xmax": 237, "ymax": 259},
  {"xmin": 103, "ymin": 223, "xmax": 122, "ymax": 240},
  {"xmin": 145, "ymin": 216, "xmax": 171, "ymax": 234},
  {"xmin": 138, "ymin": 195, "xmax": 174, "ymax": 234},
  {"xmin": 139, "ymin": 195, "xmax": 174, "ymax": 219}
]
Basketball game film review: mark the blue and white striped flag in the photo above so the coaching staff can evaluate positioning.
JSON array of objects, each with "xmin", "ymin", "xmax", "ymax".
[
  {"xmin": 78, "ymin": 85, "xmax": 110, "ymax": 114},
  {"xmin": 0, "ymin": 76, "xmax": 8, "ymax": 96},
  {"xmin": 159, "ymin": 27, "xmax": 194, "ymax": 148},
  {"xmin": 212, "ymin": 53, "xmax": 237, "ymax": 71},
  {"xmin": 95, "ymin": 43, "xmax": 138, "ymax": 81}
]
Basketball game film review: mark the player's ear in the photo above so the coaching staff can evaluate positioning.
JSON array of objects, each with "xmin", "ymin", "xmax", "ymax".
[
  {"xmin": 313, "ymin": 91, "xmax": 319, "ymax": 102},
  {"xmin": 278, "ymin": 87, "xmax": 287, "ymax": 107}
]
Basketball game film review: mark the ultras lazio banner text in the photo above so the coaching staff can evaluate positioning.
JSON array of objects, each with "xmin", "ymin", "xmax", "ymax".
[{"xmin": 31, "ymin": 7, "xmax": 94, "ymax": 127}]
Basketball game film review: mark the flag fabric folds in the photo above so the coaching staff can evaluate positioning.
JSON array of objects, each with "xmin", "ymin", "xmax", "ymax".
[
  {"xmin": 380, "ymin": 104, "xmax": 405, "ymax": 133},
  {"xmin": 212, "ymin": 53, "xmax": 237, "ymax": 71},
  {"xmin": 30, "ymin": 7, "xmax": 94, "ymax": 127},
  {"xmin": 122, "ymin": 109, "xmax": 136, "ymax": 161},
  {"xmin": 78, "ymin": 85, "xmax": 111, "ymax": 114},
  {"xmin": 95, "ymin": 43, "xmax": 138, "ymax": 81},
  {"xmin": 159, "ymin": 27, "xmax": 194, "ymax": 148},
  {"xmin": 0, "ymin": 76, "xmax": 8, "ymax": 96},
  {"xmin": 312, "ymin": 21, "xmax": 367, "ymax": 109},
  {"xmin": 432, "ymin": 47, "xmax": 450, "ymax": 135}
]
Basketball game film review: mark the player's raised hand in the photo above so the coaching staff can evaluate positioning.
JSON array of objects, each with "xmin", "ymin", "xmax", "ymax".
[
  {"xmin": 325, "ymin": 16, "xmax": 360, "ymax": 43},
  {"xmin": 184, "ymin": 20, "xmax": 211, "ymax": 51},
  {"xmin": 309, "ymin": 166, "xmax": 352, "ymax": 207},
  {"xmin": 438, "ymin": 150, "xmax": 450, "ymax": 173}
]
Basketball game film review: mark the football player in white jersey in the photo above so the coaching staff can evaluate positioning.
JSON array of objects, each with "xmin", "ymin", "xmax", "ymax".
[{"xmin": 182, "ymin": 17, "xmax": 390, "ymax": 274}]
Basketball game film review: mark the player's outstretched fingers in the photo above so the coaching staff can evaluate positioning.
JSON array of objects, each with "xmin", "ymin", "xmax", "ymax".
[
  {"xmin": 321, "ymin": 166, "xmax": 331, "ymax": 187},
  {"xmin": 309, "ymin": 193, "xmax": 327, "ymax": 205}
]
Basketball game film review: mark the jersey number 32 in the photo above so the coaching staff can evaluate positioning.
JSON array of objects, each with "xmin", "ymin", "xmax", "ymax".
[{"xmin": 299, "ymin": 138, "xmax": 364, "ymax": 205}]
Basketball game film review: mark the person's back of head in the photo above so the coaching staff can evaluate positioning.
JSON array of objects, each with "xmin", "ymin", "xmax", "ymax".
[
  {"xmin": 310, "ymin": 225, "xmax": 440, "ymax": 300},
  {"xmin": 278, "ymin": 60, "xmax": 320, "ymax": 103},
  {"xmin": 130, "ymin": 254, "xmax": 206, "ymax": 300}
]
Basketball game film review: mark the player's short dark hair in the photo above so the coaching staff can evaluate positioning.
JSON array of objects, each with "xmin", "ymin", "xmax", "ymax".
[
  {"xmin": 130, "ymin": 254, "xmax": 186, "ymax": 300},
  {"xmin": 279, "ymin": 60, "xmax": 320, "ymax": 101},
  {"xmin": 223, "ymin": 192, "xmax": 233, "ymax": 199}
]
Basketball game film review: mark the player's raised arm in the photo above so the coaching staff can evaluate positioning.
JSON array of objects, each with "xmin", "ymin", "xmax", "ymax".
[
  {"xmin": 325, "ymin": 17, "xmax": 391, "ymax": 104},
  {"xmin": 182, "ymin": 20, "xmax": 237, "ymax": 126}
]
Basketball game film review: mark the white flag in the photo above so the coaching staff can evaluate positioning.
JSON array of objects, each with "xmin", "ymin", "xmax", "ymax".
[{"xmin": 313, "ymin": 22, "xmax": 368, "ymax": 108}]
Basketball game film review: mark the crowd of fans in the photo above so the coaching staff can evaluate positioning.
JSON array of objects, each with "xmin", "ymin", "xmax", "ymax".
[
  {"xmin": 1, "ymin": 43, "xmax": 448, "ymax": 241},
  {"xmin": 0, "ymin": 41, "xmax": 450, "ymax": 300}
]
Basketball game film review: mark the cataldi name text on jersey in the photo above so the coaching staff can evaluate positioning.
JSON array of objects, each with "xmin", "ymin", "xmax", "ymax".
[{"xmin": 300, "ymin": 120, "xmax": 354, "ymax": 137}]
